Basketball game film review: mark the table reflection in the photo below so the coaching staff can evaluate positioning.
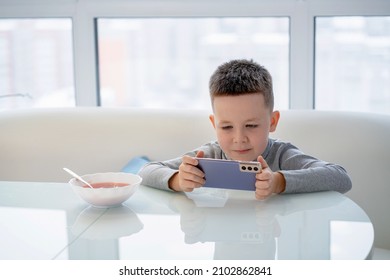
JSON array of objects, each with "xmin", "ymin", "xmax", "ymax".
[
  {"xmin": 0, "ymin": 182, "xmax": 374, "ymax": 260},
  {"xmin": 71, "ymin": 205, "xmax": 143, "ymax": 240},
  {"xmin": 171, "ymin": 192, "xmax": 282, "ymax": 259},
  {"xmin": 167, "ymin": 188, "xmax": 355, "ymax": 259}
]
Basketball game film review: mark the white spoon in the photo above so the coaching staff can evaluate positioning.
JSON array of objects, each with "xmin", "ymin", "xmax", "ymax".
[{"xmin": 63, "ymin": 167, "xmax": 94, "ymax": 189}]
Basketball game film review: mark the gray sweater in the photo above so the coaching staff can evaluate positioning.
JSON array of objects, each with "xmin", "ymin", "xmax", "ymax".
[{"xmin": 139, "ymin": 138, "xmax": 352, "ymax": 194}]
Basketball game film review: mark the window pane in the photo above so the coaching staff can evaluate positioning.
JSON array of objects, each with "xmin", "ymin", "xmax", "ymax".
[
  {"xmin": 97, "ymin": 17, "xmax": 289, "ymax": 111},
  {"xmin": 0, "ymin": 19, "xmax": 75, "ymax": 110},
  {"xmin": 315, "ymin": 16, "xmax": 390, "ymax": 114}
]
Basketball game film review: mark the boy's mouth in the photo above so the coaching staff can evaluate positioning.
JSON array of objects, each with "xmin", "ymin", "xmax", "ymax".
[{"xmin": 234, "ymin": 148, "xmax": 252, "ymax": 154}]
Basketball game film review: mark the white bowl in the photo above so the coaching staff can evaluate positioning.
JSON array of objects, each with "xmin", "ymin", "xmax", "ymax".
[{"xmin": 69, "ymin": 172, "xmax": 142, "ymax": 208}]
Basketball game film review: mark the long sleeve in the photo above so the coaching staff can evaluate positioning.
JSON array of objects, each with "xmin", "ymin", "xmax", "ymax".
[
  {"xmin": 138, "ymin": 141, "xmax": 225, "ymax": 191},
  {"xmin": 138, "ymin": 157, "xmax": 181, "ymax": 191},
  {"xmin": 264, "ymin": 140, "xmax": 352, "ymax": 194}
]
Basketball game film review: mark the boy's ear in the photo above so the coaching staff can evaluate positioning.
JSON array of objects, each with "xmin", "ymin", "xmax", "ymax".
[
  {"xmin": 209, "ymin": 114, "xmax": 216, "ymax": 129},
  {"xmin": 269, "ymin": 110, "xmax": 280, "ymax": 132}
]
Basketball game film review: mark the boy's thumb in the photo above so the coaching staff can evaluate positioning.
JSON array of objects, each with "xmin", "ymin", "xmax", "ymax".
[
  {"xmin": 196, "ymin": 150, "xmax": 205, "ymax": 158},
  {"xmin": 257, "ymin": 155, "xmax": 269, "ymax": 169}
]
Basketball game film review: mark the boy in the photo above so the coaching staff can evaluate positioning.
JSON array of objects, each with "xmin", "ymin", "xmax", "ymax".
[{"xmin": 139, "ymin": 59, "xmax": 352, "ymax": 199}]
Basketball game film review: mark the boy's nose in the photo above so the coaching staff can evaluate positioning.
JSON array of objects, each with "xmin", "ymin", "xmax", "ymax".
[{"xmin": 233, "ymin": 130, "xmax": 248, "ymax": 143}]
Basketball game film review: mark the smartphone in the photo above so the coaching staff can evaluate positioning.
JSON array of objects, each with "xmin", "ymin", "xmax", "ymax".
[{"xmin": 196, "ymin": 158, "xmax": 261, "ymax": 191}]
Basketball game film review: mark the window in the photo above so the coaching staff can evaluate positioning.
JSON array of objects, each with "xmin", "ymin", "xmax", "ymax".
[
  {"xmin": 315, "ymin": 16, "xmax": 390, "ymax": 114},
  {"xmin": 97, "ymin": 17, "xmax": 289, "ymax": 111},
  {"xmin": 0, "ymin": 19, "xmax": 75, "ymax": 110},
  {"xmin": 1, "ymin": 0, "xmax": 388, "ymax": 114}
]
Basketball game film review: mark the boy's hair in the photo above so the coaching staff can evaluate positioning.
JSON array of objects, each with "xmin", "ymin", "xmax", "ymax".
[{"xmin": 209, "ymin": 59, "xmax": 274, "ymax": 110}]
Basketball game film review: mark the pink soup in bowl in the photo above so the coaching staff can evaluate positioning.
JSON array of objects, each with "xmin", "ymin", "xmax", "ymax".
[{"xmin": 69, "ymin": 172, "xmax": 142, "ymax": 208}]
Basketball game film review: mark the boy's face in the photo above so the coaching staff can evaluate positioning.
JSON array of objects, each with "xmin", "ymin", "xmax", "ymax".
[{"xmin": 209, "ymin": 93, "xmax": 279, "ymax": 161}]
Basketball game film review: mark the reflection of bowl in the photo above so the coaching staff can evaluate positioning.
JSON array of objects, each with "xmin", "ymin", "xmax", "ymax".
[
  {"xmin": 69, "ymin": 172, "xmax": 142, "ymax": 208},
  {"xmin": 71, "ymin": 205, "xmax": 144, "ymax": 239}
]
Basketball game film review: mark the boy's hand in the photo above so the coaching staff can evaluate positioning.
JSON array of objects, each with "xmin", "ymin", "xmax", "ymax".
[
  {"xmin": 169, "ymin": 151, "xmax": 205, "ymax": 192},
  {"xmin": 255, "ymin": 156, "xmax": 286, "ymax": 200}
]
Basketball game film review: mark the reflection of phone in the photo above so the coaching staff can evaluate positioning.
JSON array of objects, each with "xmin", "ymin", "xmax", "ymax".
[
  {"xmin": 183, "ymin": 205, "xmax": 262, "ymax": 243},
  {"xmin": 196, "ymin": 158, "xmax": 261, "ymax": 191}
]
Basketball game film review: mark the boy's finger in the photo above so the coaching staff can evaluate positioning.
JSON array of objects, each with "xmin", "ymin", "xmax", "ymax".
[
  {"xmin": 196, "ymin": 150, "xmax": 205, "ymax": 158},
  {"xmin": 257, "ymin": 156, "xmax": 269, "ymax": 169},
  {"xmin": 182, "ymin": 155, "xmax": 195, "ymax": 165},
  {"xmin": 256, "ymin": 170, "xmax": 271, "ymax": 181}
]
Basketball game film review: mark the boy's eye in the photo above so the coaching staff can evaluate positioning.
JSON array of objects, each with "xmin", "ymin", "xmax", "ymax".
[
  {"xmin": 221, "ymin": 125, "xmax": 233, "ymax": 130},
  {"xmin": 246, "ymin": 124, "xmax": 259, "ymax": 128}
]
